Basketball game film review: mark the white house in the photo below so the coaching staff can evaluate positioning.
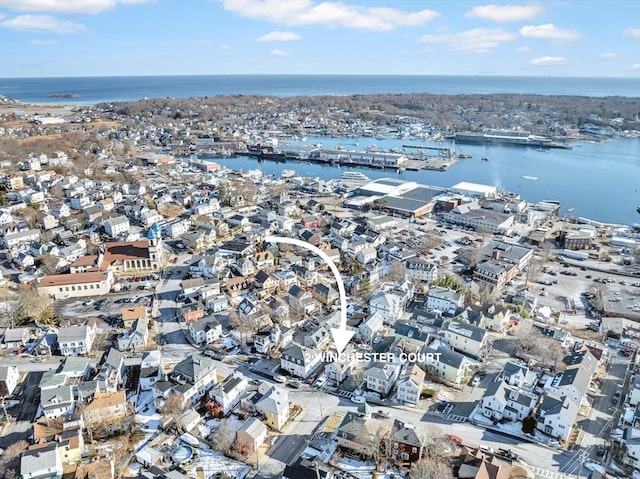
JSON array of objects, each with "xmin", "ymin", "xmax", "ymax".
[
  {"xmin": 164, "ymin": 218, "xmax": 190, "ymax": 239},
  {"xmin": 236, "ymin": 418, "xmax": 268, "ymax": 453},
  {"xmin": 404, "ymin": 258, "xmax": 438, "ymax": 283},
  {"xmin": 356, "ymin": 246, "xmax": 378, "ymax": 265},
  {"xmin": 422, "ymin": 344, "xmax": 471, "ymax": 386},
  {"xmin": 535, "ymin": 393, "xmax": 578, "ymax": 442},
  {"xmin": 188, "ymin": 316, "xmax": 222, "ymax": 345},
  {"xmin": 363, "ymin": 363, "xmax": 401, "ymax": 396},
  {"xmin": 369, "ymin": 291, "xmax": 402, "ymax": 324},
  {"xmin": 396, "ymin": 364, "xmax": 425, "ymax": 406},
  {"xmin": 255, "ymin": 383, "xmax": 290, "ymax": 431},
  {"xmin": 426, "ymin": 286, "xmax": 463, "ymax": 316},
  {"xmin": 211, "ymin": 372, "xmax": 248, "ymax": 416},
  {"xmin": 169, "ymin": 355, "xmax": 218, "ymax": 407},
  {"xmin": 441, "ymin": 320, "xmax": 488, "ymax": 359},
  {"xmin": 41, "ymin": 385, "xmax": 75, "ymax": 419},
  {"xmin": 20, "ymin": 446, "xmax": 63, "ymax": 479},
  {"xmin": 57, "ymin": 323, "xmax": 97, "ymax": 356},
  {"xmin": 358, "ymin": 312, "xmax": 385, "ymax": 342},
  {"xmin": 139, "ymin": 350, "xmax": 164, "ymax": 392},
  {"xmin": 480, "ymin": 380, "xmax": 537, "ymax": 421},
  {"xmin": 104, "ymin": 215, "xmax": 130, "ymax": 238},
  {"xmin": 116, "ymin": 317, "xmax": 149, "ymax": 351},
  {"xmin": 0, "ymin": 365, "xmax": 20, "ymax": 396},
  {"xmin": 325, "ymin": 345, "xmax": 357, "ymax": 384},
  {"xmin": 280, "ymin": 343, "xmax": 322, "ymax": 379}
]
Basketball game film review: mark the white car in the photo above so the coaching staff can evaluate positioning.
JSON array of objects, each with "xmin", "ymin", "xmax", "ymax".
[
  {"xmin": 351, "ymin": 395, "xmax": 366, "ymax": 404},
  {"xmin": 273, "ymin": 375, "xmax": 287, "ymax": 383}
]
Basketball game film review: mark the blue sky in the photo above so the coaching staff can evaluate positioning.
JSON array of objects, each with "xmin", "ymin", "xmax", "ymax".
[{"xmin": 0, "ymin": 0, "xmax": 638, "ymax": 77}]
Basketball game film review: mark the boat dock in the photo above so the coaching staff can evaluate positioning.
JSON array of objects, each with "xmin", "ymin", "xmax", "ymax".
[{"xmin": 233, "ymin": 144, "xmax": 458, "ymax": 172}]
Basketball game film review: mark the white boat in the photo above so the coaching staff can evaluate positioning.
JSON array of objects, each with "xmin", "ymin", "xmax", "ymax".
[
  {"xmin": 521, "ymin": 175, "xmax": 538, "ymax": 181},
  {"xmin": 280, "ymin": 169, "xmax": 296, "ymax": 178},
  {"xmin": 340, "ymin": 171, "xmax": 371, "ymax": 183}
]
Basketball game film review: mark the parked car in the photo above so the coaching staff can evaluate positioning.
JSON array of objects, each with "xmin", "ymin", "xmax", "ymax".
[
  {"xmin": 471, "ymin": 376, "xmax": 481, "ymax": 387},
  {"xmin": 351, "ymin": 395, "xmax": 366, "ymax": 404},
  {"xmin": 448, "ymin": 434, "xmax": 464, "ymax": 445},
  {"xmin": 273, "ymin": 375, "xmax": 287, "ymax": 383},
  {"xmin": 376, "ymin": 410, "xmax": 391, "ymax": 418}
]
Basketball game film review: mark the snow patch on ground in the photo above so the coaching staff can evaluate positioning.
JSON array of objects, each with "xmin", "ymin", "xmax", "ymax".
[{"xmin": 185, "ymin": 447, "xmax": 251, "ymax": 479}]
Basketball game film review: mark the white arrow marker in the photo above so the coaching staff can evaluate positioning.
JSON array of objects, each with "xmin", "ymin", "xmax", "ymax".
[{"xmin": 265, "ymin": 235, "xmax": 354, "ymax": 353}]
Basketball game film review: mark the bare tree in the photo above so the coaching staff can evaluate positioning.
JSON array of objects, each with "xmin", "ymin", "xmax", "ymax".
[
  {"xmin": 0, "ymin": 440, "xmax": 29, "ymax": 478},
  {"xmin": 420, "ymin": 232, "xmax": 444, "ymax": 252},
  {"xmin": 387, "ymin": 260, "xmax": 406, "ymax": 284},
  {"xmin": 409, "ymin": 456, "xmax": 453, "ymax": 479},
  {"xmin": 210, "ymin": 418, "xmax": 237, "ymax": 455},
  {"xmin": 160, "ymin": 393, "xmax": 185, "ymax": 430}
]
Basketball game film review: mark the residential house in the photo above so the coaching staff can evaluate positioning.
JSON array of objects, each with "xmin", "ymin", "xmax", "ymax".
[
  {"xmin": 0, "ymin": 365, "xmax": 20, "ymax": 396},
  {"xmin": 255, "ymin": 383, "xmax": 290, "ymax": 431},
  {"xmin": 480, "ymin": 380, "xmax": 537, "ymax": 421},
  {"xmin": 441, "ymin": 320, "xmax": 488, "ymax": 360},
  {"xmin": 188, "ymin": 316, "xmax": 222, "ymax": 345},
  {"xmin": 211, "ymin": 372, "xmax": 248, "ymax": 416},
  {"xmin": 426, "ymin": 286, "xmax": 463, "ymax": 316},
  {"xmin": 83, "ymin": 391, "xmax": 127, "ymax": 431},
  {"xmin": 369, "ymin": 291, "xmax": 402, "ymax": 324},
  {"xmin": 2, "ymin": 228, "xmax": 40, "ymax": 248},
  {"xmin": 20, "ymin": 445, "xmax": 63, "ymax": 479},
  {"xmin": 139, "ymin": 350, "xmax": 164, "ymax": 392},
  {"xmin": 2, "ymin": 327, "xmax": 29, "ymax": 348},
  {"xmin": 181, "ymin": 301, "xmax": 206, "ymax": 323},
  {"xmin": 394, "ymin": 321, "xmax": 431, "ymax": 355},
  {"xmin": 336, "ymin": 411, "xmax": 385, "ymax": 457},
  {"xmin": 422, "ymin": 344, "xmax": 471, "ymax": 386},
  {"xmin": 363, "ymin": 363, "xmax": 401, "ymax": 396},
  {"xmin": 236, "ymin": 418, "xmax": 268, "ymax": 453},
  {"xmin": 95, "ymin": 348, "xmax": 125, "ymax": 393},
  {"xmin": 404, "ymin": 258, "xmax": 438, "ymax": 283},
  {"xmin": 356, "ymin": 246, "xmax": 378, "ymax": 265},
  {"xmin": 168, "ymin": 354, "xmax": 218, "ymax": 407},
  {"xmin": 254, "ymin": 331, "xmax": 271, "ymax": 354},
  {"xmin": 312, "ymin": 282, "xmax": 339, "ymax": 306},
  {"xmin": 396, "ymin": 365, "xmax": 425, "ymax": 406},
  {"xmin": 121, "ymin": 306, "xmax": 148, "ymax": 330},
  {"xmin": 104, "ymin": 216, "xmax": 130, "ymax": 238},
  {"xmin": 280, "ymin": 343, "xmax": 322, "ymax": 379},
  {"xmin": 358, "ymin": 312, "xmax": 385, "ymax": 343},
  {"xmin": 502, "ymin": 361, "xmax": 538, "ymax": 389},
  {"xmin": 455, "ymin": 447, "xmax": 513, "ymax": 479},
  {"xmin": 389, "ymin": 420, "xmax": 425, "ymax": 465},
  {"xmin": 41, "ymin": 386, "xmax": 75, "ymax": 419},
  {"xmin": 622, "ymin": 426, "xmax": 640, "ymax": 471},
  {"xmin": 254, "ymin": 270, "xmax": 279, "ymax": 298},
  {"xmin": 535, "ymin": 394, "xmax": 578, "ymax": 441},
  {"xmin": 288, "ymin": 284, "xmax": 318, "ymax": 314},
  {"xmin": 57, "ymin": 323, "xmax": 97, "ymax": 356},
  {"xmin": 325, "ymin": 344, "xmax": 357, "ymax": 384},
  {"xmin": 116, "ymin": 317, "xmax": 149, "ymax": 351}
]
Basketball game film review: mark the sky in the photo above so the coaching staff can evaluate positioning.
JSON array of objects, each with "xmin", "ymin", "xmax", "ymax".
[{"xmin": 0, "ymin": 0, "xmax": 638, "ymax": 78}]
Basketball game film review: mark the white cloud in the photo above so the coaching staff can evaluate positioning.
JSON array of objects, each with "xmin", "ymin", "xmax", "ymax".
[
  {"xmin": 419, "ymin": 28, "xmax": 517, "ymax": 53},
  {"xmin": 219, "ymin": 0, "xmax": 439, "ymax": 31},
  {"xmin": 516, "ymin": 45, "xmax": 532, "ymax": 52},
  {"xmin": 630, "ymin": 64, "xmax": 640, "ymax": 71},
  {"xmin": 597, "ymin": 52, "xmax": 617, "ymax": 60},
  {"xmin": 219, "ymin": 44, "xmax": 231, "ymax": 51},
  {"xmin": 529, "ymin": 56, "xmax": 567, "ymax": 66},
  {"xmin": 0, "ymin": 0, "xmax": 150, "ymax": 14},
  {"xmin": 257, "ymin": 30, "xmax": 301, "ymax": 42},
  {"xmin": 29, "ymin": 38, "xmax": 61, "ymax": 45},
  {"xmin": 270, "ymin": 48, "xmax": 289, "ymax": 56},
  {"xmin": 623, "ymin": 28, "xmax": 640, "ymax": 39},
  {"xmin": 466, "ymin": 3, "xmax": 543, "ymax": 23},
  {"xmin": 0, "ymin": 14, "xmax": 85, "ymax": 33},
  {"xmin": 519, "ymin": 23, "xmax": 581, "ymax": 42}
]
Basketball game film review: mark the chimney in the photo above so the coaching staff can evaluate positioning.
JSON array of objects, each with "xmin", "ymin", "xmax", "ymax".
[{"xmin": 491, "ymin": 250, "xmax": 500, "ymax": 260}]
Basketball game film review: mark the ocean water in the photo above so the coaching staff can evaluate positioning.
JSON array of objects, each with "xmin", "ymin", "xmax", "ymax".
[
  {"xmin": 0, "ymin": 74, "xmax": 638, "ymax": 225},
  {"xmin": 210, "ymin": 135, "xmax": 640, "ymax": 227},
  {"xmin": 0, "ymin": 75, "xmax": 638, "ymax": 104}
]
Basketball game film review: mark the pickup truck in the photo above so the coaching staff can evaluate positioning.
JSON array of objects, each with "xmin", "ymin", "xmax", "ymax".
[{"xmin": 496, "ymin": 448, "xmax": 520, "ymax": 461}]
